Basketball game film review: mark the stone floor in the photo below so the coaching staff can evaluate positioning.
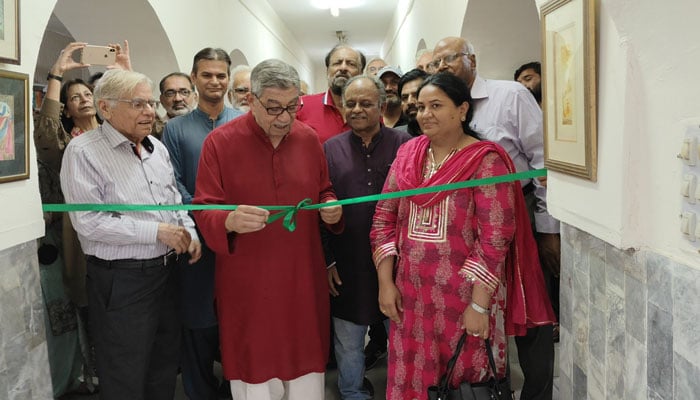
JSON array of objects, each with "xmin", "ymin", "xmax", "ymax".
[{"xmin": 63, "ymin": 339, "xmax": 559, "ymax": 399}]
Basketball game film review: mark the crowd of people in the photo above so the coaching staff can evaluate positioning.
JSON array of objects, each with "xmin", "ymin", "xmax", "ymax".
[{"xmin": 35, "ymin": 36, "xmax": 558, "ymax": 400}]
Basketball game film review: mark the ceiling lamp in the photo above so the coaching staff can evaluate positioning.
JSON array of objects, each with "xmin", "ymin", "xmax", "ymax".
[{"xmin": 311, "ymin": 0, "xmax": 365, "ymax": 17}]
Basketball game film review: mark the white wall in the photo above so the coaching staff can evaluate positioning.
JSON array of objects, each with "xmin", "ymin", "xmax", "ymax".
[
  {"xmin": 1, "ymin": 0, "xmax": 318, "ymax": 252},
  {"xmin": 539, "ymin": 0, "xmax": 700, "ymax": 269}
]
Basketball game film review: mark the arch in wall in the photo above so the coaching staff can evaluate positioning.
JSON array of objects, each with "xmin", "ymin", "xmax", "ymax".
[
  {"xmin": 415, "ymin": 38, "xmax": 427, "ymax": 58},
  {"xmin": 460, "ymin": 0, "xmax": 541, "ymax": 80},
  {"xmin": 35, "ymin": 0, "xmax": 179, "ymax": 94},
  {"xmin": 229, "ymin": 49, "xmax": 250, "ymax": 68}
]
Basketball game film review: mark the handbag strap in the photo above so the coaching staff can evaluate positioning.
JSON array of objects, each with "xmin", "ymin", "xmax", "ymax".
[
  {"xmin": 438, "ymin": 332, "xmax": 468, "ymax": 391},
  {"xmin": 484, "ymin": 338, "xmax": 500, "ymax": 380},
  {"xmin": 439, "ymin": 335, "xmax": 501, "ymax": 390}
]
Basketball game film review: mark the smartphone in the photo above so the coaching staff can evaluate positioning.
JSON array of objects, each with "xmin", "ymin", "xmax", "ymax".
[{"xmin": 80, "ymin": 45, "xmax": 117, "ymax": 66}]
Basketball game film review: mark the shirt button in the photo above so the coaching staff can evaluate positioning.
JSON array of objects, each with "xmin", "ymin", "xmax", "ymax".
[
  {"xmin": 367, "ymin": 168, "xmax": 372, "ymax": 172},
  {"xmin": 368, "ymin": 182, "xmax": 372, "ymax": 186},
  {"xmin": 366, "ymin": 154, "xmax": 370, "ymax": 158}
]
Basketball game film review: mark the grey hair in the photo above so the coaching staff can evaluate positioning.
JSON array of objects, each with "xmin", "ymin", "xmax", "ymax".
[
  {"xmin": 93, "ymin": 69, "xmax": 153, "ymax": 118},
  {"xmin": 250, "ymin": 59, "xmax": 299, "ymax": 97},
  {"xmin": 342, "ymin": 75, "xmax": 387, "ymax": 108},
  {"xmin": 229, "ymin": 64, "xmax": 252, "ymax": 90}
]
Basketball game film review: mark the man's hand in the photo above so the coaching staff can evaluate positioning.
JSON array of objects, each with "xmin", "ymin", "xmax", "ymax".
[
  {"xmin": 320, "ymin": 200, "xmax": 342, "ymax": 225},
  {"xmin": 157, "ymin": 223, "xmax": 192, "ymax": 254},
  {"xmin": 328, "ymin": 265, "xmax": 342, "ymax": 296},
  {"xmin": 187, "ymin": 240, "xmax": 202, "ymax": 264},
  {"xmin": 225, "ymin": 205, "xmax": 270, "ymax": 233},
  {"xmin": 537, "ymin": 232, "xmax": 561, "ymax": 277}
]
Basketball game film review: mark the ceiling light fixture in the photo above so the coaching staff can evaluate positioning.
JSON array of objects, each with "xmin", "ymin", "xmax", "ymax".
[{"xmin": 311, "ymin": 0, "xmax": 364, "ymax": 18}]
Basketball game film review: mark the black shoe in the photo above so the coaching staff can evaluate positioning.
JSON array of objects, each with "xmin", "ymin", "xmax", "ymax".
[
  {"xmin": 363, "ymin": 377, "xmax": 375, "ymax": 398},
  {"xmin": 364, "ymin": 342, "xmax": 387, "ymax": 370}
]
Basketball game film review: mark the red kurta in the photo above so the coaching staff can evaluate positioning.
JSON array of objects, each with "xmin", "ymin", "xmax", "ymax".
[{"xmin": 193, "ymin": 113, "xmax": 338, "ymax": 383}]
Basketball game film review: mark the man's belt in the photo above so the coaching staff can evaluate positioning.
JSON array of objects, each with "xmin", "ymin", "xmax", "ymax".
[
  {"xmin": 87, "ymin": 250, "xmax": 178, "ymax": 269},
  {"xmin": 522, "ymin": 182, "xmax": 536, "ymax": 196}
]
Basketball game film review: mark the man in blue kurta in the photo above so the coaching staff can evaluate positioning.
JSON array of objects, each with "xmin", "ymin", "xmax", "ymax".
[{"xmin": 162, "ymin": 48, "xmax": 243, "ymax": 400}]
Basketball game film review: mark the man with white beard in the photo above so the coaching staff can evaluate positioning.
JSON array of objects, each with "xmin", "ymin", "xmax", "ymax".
[{"xmin": 297, "ymin": 44, "xmax": 365, "ymax": 143}]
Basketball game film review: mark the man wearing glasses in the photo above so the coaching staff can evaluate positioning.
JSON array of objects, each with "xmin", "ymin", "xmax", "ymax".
[
  {"xmin": 60, "ymin": 69, "xmax": 201, "ymax": 400},
  {"xmin": 151, "ymin": 72, "xmax": 197, "ymax": 139},
  {"xmin": 162, "ymin": 47, "xmax": 243, "ymax": 400},
  {"xmin": 227, "ymin": 64, "xmax": 252, "ymax": 112},
  {"xmin": 193, "ymin": 59, "xmax": 343, "ymax": 400},
  {"xmin": 432, "ymin": 36, "xmax": 558, "ymax": 400}
]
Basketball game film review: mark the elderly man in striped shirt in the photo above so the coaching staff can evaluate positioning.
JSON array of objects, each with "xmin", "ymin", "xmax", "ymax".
[{"xmin": 60, "ymin": 69, "xmax": 201, "ymax": 400}]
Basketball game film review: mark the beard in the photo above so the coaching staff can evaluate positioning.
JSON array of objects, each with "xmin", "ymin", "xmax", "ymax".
[
  {"xmin": 407, "ymin": 116, "xmax": 421, "ymax": 136},
  {"xmin": 530, "ymin": 85, "xmax": 542, "ymax": 104},
  {"xmin": 330, "ymin": 76, "xmax": 349, "ymax": 95},
  {"xmin": 386, "ymin": 94, "xmax": 401, "ymax": 108}
]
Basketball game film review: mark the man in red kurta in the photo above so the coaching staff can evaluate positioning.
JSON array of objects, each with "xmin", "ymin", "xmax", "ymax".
[{"xmin": 193, "ymin": 59, "xmax": 343, "ymax": 400}]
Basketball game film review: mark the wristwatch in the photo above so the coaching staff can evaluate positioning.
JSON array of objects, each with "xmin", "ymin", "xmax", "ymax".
[{"xmin": 47, "ymin": 72, "xmax": 63, "ymax": 82}]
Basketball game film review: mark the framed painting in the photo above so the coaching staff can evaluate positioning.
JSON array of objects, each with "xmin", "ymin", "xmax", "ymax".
[
  {"xmin": 541, "ymin": 0, "xmax": 597, "ymax": 181},
  {"xmin": 0, "ymin": 0, "xmax": 19, "ymax": 64},
  {"xmin": 0, "ymin": 69, "xmax": 28, "ymax": 183}
]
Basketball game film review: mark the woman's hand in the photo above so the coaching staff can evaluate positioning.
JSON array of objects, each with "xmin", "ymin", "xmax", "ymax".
[
  {"xmin": 107, "ymin": 40, "xmax": 132, "ymax": 71},
  {"xmin": 461, "ymin": 304, "xmax": 490, "ymax": 339},
  {"xmin": 379, "ymin": 280, "xmax": 403, "ymax": 323},
  {"xmin": 50, "ymin": 42, "xmax": 88, "ymax": 77}
]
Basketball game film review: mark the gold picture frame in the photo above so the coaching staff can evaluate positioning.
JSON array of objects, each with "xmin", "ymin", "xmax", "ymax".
[
  {"xmin": 541, "ymin": 0, "xmax": 597, "ymax": 181},
  {"xmin": 0, "ymin": 0, "xmax": 20, "ymax": 64},
  {"xmin": 0, "ymin": 69, "xmax": 29, "ymax": 183}
]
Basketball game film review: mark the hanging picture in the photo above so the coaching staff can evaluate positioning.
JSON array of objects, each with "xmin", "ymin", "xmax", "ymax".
[
  {"xmin": 0, "ymin": 69, "xmax": 29, "ymax": 182},
  {"xmin": 541, "ymin": 0, "xmax": 597, "ymax": 181}
]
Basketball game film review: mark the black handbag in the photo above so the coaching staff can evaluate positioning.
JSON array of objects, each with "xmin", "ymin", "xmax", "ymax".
[{"xmin": 427, "ymin": 333, "xmax": 513, "ymax": 400}]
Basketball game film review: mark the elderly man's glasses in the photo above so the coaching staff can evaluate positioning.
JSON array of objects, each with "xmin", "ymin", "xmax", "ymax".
[
  {"xmin": 162, "ymin": 89, "xmax": 192, "ymax": 98},
  {"xmin": 254, "ymin": 94, "xmax": 303, "ymax": 116},
  {"xmin": 108, "ymin": 98, "xmax": 160, "ymax": 111},
  {"xmin": 427, "ymin": 52, "xmax": 469, "ymax": 71},
  {"xmin": 233, "ymin": 87, "xmax": 250, "ymax": 94}
]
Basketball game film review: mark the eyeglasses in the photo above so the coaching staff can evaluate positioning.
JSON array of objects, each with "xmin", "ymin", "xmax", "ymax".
[
  {"xmin": 254, "ymin": 94, "xmax": 303, "ymax": 116},
  {"xmin": 162, "ymin": 89, "xmax": 192, "ymax": 98},
  {"xmin": 108, "ymin": 98, "xmax": 160, "ymax": 111},
  {"xmin": 233, "ymin": 87, "xmax": 250, "ymax": 94},
  {"xmin": 427, "ymin": 52, "xmax": 469, "ymax": 71}
]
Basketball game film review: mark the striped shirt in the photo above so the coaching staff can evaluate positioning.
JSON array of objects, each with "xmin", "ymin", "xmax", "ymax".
[{"xmin": 60, "ymin": 122, "xmax": 198, "ymax": 260}]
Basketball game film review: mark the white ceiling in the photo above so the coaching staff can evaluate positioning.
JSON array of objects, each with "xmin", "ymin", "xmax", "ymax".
[{"xmin": 265, "ymin": 0, "xmax": 400, "ymax": 62}]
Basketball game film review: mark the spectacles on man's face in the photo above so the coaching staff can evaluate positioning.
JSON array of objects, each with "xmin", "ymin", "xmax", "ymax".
[
  {"xmin": 162, "ymin": 89, "xmax": 192, "ymax": 98},
  {"xmin": 427, "ymin": 52, "xmax": 469, "ymax": 71},
  {"xmin": 108, "ymin": 98, "xmax": 160, "ymax": 111},
  {"xmin": 254, "ymin": 94, "xmax": 303, "ymax": 116},
  {"xmin": 233, "ymin": 87, "xmax": 250, "ymax": 94}
]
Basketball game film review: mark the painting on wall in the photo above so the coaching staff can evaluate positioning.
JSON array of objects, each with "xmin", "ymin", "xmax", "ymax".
[
  {"xmin": 0, "ymin": 69, "xmax": 28, "ymax": 182},
  {"xmin": 0, "ymin": 0, "xmax": 20, "ymax": 64},
  {"xmin": 541, "ymin": 0, "xmax": 597, "ymax": 181}
]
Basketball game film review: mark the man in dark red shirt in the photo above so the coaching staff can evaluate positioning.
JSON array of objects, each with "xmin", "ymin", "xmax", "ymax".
[{"xmin": 296, "ymin": 44, "xmax": 365, "ymax": 143}]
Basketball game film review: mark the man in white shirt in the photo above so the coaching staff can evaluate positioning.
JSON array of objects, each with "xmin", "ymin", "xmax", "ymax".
[{"xmin": 61, "ymin": 69, "xmax": 201, "ymax": 400}]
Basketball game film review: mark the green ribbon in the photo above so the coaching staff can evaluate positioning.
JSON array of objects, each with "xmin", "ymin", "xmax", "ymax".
[{"xmin": 43, "ymin": 169, "xmax": 545, "ymax": 232}]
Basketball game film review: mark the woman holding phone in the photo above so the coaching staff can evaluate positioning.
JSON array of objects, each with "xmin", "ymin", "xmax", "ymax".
[{"xmin": 34, "ymin": 40, "xmax": 130, "ymax": 398}]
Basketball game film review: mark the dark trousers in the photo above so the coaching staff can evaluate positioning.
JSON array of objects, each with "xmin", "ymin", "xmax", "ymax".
[
  {"xmin": 181, "ymin": 325, "xmax": 221, "ymax": 400},
  {"xmin": 367, "ymin": 321, "xmax": 388, "ymax": 349},
  {"xmin": 515, "ymin": 325, "xmax": 554, "ymax": 400},
  {"xmin": 86, "ymin": 259, "xmax": 181, "ymax": 400}
]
